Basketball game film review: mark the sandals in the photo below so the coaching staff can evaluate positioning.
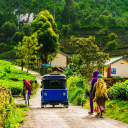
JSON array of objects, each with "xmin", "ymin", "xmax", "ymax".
[
  {"xmin": 99, "ymin": 115, "xmax": 103, "ymax": 118},
  {"xmin": 88, "ymin": 112, "xmax": 93, "ymax": 114},
  {"xmin": 95, "ymin": 113, "xmax": 100, "ymax": 117}
]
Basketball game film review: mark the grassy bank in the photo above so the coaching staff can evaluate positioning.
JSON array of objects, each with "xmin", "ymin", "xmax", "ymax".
[
  {"xmin": 0, "ymin": 60, "xmax": 39, "ymax": 127},
  {"xmin": 83, "ymin": 97, "xmax": 128, "ymax": 123},
  {"xmin": 3, "ymin": 98, "xmax": 28, "ymax": 128}
]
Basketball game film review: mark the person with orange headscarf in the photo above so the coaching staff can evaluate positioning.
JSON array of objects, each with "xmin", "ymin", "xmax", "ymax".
[{"xmin": 92, "ymin": 74, "xmax": 110, "ymax": 118}]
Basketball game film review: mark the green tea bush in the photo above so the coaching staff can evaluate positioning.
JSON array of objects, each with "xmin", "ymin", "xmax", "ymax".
[
  {"xmin": 107, "ymin": 80, "xmax": 128, "ymax": 100},
  {"xmin": 104, "ymin": 77, "xmax": 125, "ymax": 87},
  {"xmin": 4, "ymin": 65, "xmax": 11, "ymax": 73},
  {"xmin": 0, "ymin": 71, "xmax": 6, "ymax": 79},
  {"xmin": 0, "ymin": 60, "xmax": 36, "ymax": 95}
]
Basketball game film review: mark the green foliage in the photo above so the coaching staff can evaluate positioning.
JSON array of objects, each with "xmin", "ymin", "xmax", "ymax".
[
  {"xmin": 107, "ymin": 80, "xmax": 128, "ymax": 100},
  {"xmin": 105, "ymin": 99, "xmax": 128, "ymax": 123},
  {"xmin": 1, "ymin": 21, "xmax": 17, "ymax": 38},
  {"xmin": 96, "ymin": 28, "xmax": 109, "ymax": 36},
  {"xmin": 106, "ymin": 40, "xmax": 118, "ymax": 51},
  {"xmin": 71, "ymin": 36, "xmax": 109, "ymax": 78},
  {"xmin": 104, "ymin": 77, "xmax": 125, "ymax": 87},
  {"xmin": 21, "ymin": 24, "xmax": 32, "ymax": 36},
  {"xmin": 63, "ymin": 63, "xmax": 76, "ymax": 78},
  {"xmin": 12, "ymin": 32, "xmax": 24, "ymax": 45},
  {"xmin": 0, "ymin": 60, "xmax": 36, "ymax": 95},
  {"xmin": 61, "ymin": 25, "xmax": 71, "ymax": 35},
  {"xmin": 0, "ymin": 43, "xmax": 8, "ymax": 54},
  {"xmin": 4, "ymin": 65, "xmax": 11, "ymax": 73},
  {"xmin": 73, "ymin": 21, "xmax": 81, "ymax": 30},
  {"xmin": 0, "ymin": 91, "xmax": 26, "ymax": 128},
  {"xmin": 0, "ymin": 12, "xmax": 17, "ymax": 29},
  {"xmin": 14, "ymin": 34, "xmax": 41, "ymax": 71},
  {"xmin": 108, "ymin": 33, "xmax": 118, "ymax": 41},
  {"xmin": 61, "ymin": 0, "xmax": 79, "ymax": 24},
  {"xmin": 0, "ymin": 0, "xmax": 128, "ymax": 59},
  {"xmin": 31, "ymin": 10, "xmax": 59, "ymax": 64},
  {"xmin": 67, "ymin": 75, "xmax": 87, "ymax": 105},
  {"xmin": 4, "ymin": 106, "xmax": 26, "ymax": 128},
  {"xmin": 0, "ymin": 50, "xmax": 17, "ymax": 59}
]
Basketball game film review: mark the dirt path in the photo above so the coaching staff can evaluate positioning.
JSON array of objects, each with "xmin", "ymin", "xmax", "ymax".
[{"xmin": 14, "ymin": 66, "xmax": 128, "ymax": 128}]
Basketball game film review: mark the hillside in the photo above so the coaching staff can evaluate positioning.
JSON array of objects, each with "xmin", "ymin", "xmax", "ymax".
[
  {"xmin": 0, "ymin": 0, "xmax": 128, "ymax": 59},
  {"xmin": 59, "ymin": 28, "xmax": 128, "ymax": 57}
]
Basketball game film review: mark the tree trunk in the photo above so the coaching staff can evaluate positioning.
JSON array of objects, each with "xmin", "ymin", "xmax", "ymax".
[
  {"xmin": 21, "ymin": 65, "xmax": 23, "ymax": 71},
  {"xmin": 54, "ymin": 0, "xmax": 55, "ymax": 21}
]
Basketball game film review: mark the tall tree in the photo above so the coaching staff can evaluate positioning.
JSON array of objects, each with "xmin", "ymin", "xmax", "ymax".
[
  {"xmin": 14, "ymin": 41, "xmax": 26, "ymax": 70},
  {"xmin": 61, "ymin": 0, "xmax": 79, "ymax": 24},
  {"xmin": 14, "ymin": 34, "xmax": 42, "ymax": 71},
  {"xmin": 1, "ymin": 21, "xmax": 17, "ymax": 49},
  {"xmin": 22, "ymin": 35, "xmax": 41, "ymax": 72},
  {"xmin": 71, "ymin": 36, "xmax": 109, "ymax": 78},
  {"xmin": 31, "ymin": 10, "xmax": 60, "ymax": 64}
]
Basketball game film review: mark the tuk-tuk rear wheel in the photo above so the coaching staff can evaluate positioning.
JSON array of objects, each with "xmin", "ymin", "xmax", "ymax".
[
  {"xmin": 41, "ymin": 105, "xmax": 44, "ymax": 108},
  {"xmin": 64, "ymin": 105, "xmax": 68, "ymax": 108}
]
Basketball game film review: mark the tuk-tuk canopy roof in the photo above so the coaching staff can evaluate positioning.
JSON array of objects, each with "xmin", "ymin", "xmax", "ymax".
[{"xmin": 42, "ymin": 74, "xmax": 66, "ymax": 80}]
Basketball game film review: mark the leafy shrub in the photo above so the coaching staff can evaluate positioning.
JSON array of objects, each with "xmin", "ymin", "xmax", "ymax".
[
  {"xmin": 69, "ymin": 88, "xmax": 83, "ymax": 102},
  {"xmin": 4, "ymin": 65, "xmax": 11, "ymax": 73},
  {"xmin": 67, "ymin": 75, "xmax": 87, "ymax": 105},
  {"xmin": 0, "ymin": 71, "xmax": 6, "ymax": 79},
  {"xmin": 85, "ymin": 85, "xmax": 90, "ymax": 96},
  {"xmin": 107, "ymin": 80, "xmax": 128, "ymax": 100},
  {"xmin": 63, "ymin": 67, "xmax": 75, "ymax": 78},
  {"xmin": 73, "ymin": 95, "xmax": 82, "ymax": 105},
  {"xmin": 104, "ymin": 77, "xmax": 125, "ymax": 87},
  {"xmin": 67, "ymin": 75, "xmax": 86, "ymax": 91},
  {"xmin": 0, "ymin": 87, "xmax": 26, "ymax": 128}
]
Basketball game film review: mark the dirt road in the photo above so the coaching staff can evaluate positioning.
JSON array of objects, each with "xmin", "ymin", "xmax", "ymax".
[{"xmin": 14, "ymin": 67, "xmax": 128, "ymax": 128}]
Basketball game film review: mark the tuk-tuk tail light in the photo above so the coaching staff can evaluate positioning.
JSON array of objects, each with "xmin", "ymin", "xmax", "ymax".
[
  {"xmin": 44, "ymin": 93, "xmax": 47, "ymax": 96},
  {"xmin": 63, "ymin": 93, "xmax": 66, "ymax": 97}
]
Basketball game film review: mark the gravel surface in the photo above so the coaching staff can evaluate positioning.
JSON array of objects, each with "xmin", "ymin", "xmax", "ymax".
[{"xmin": 14, "ymin": 66, "xmax": 128, "ymax": 128}]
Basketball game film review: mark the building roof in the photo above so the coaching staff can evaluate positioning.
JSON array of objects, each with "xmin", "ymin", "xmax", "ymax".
[
  {"xmin": 105, "ymin": 56, "xmax": 128, "ymax": 65},
  {"xmin": 37, "ymin": 51, "xmax": 70, "ymax": 60},
  {"xmin": 59, "ymin": 51, "xmax": 71, "ymax": 58}
]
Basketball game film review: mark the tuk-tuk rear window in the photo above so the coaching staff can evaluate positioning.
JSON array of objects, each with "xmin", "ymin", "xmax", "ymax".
[
  {"xmin": 43, "ymin": 80, "xmax": 66, "ymax": 89},
  {"xmin": 50, "ymin": 81, "xmax": 60, "ymax": 87}
]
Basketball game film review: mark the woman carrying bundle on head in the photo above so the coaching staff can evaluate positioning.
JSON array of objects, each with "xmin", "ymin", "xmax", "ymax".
[{"xmin": 92, "ymin": 74, "xmax": 110, "ymax": 118}]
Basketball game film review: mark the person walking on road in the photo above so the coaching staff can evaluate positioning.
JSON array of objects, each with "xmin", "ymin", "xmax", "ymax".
[
  {"xmin": 23, "ymin": 79, "xmax": 33, "ymax": 100},
  {"xmin": 88, "ymin": 70, "xmax": 99, "ymax": 114},
  {"xmin": 92, "ymin": 74, "xmax": 110, "ymax": 118}
]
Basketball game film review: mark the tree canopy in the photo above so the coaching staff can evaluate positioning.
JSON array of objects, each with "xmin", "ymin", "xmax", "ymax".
[
  {"xmin": 14, "ymin": 34, "xmax": 42, "ymax": 71},
  {"xmin": 31, "ymin": 10, "xmax": 60, "ymax": 64},
  {"xmin": 71, "ymin": 36, "xmax": 109, "ymax": 78}
]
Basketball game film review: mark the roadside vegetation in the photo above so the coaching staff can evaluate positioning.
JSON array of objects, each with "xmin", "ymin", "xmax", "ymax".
[
  {"xmin": 65, "ymin": 70, "xmax": 128, "ymax": 123},
  {"xmin": 0, "ymin": 60, "xmax": 38, "ymax": 127}
]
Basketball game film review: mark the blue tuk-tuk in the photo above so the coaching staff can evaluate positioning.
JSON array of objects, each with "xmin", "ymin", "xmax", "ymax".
[{"xmin": 41, "ymin": 74, "xmax": 69, "ymax": 108}]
